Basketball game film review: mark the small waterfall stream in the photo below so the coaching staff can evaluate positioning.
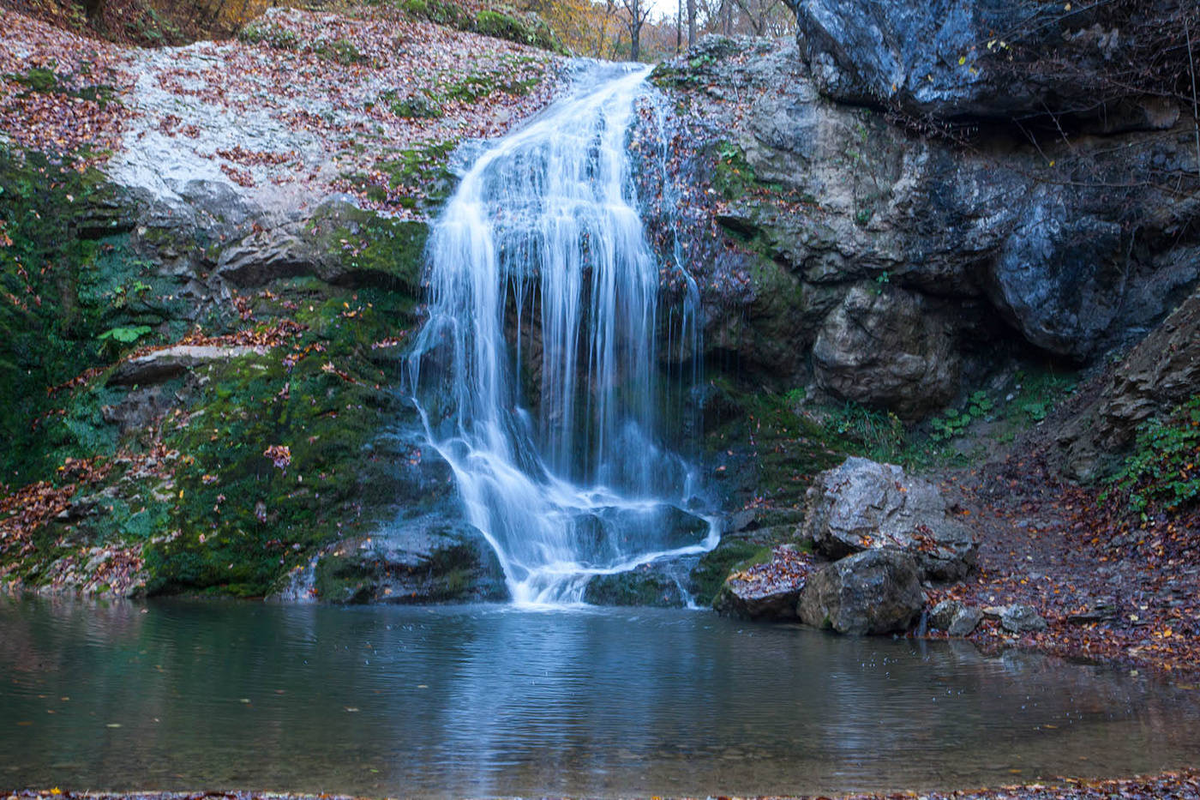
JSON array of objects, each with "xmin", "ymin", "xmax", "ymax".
[{"xmin": 409, "ymin": 62, "xmax": 717, "ymax": 605}]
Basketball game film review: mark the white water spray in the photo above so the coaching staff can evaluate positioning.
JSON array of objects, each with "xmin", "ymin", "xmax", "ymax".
[{"xmin": 410, "ymin": 62, "xmax": 717, "ymax": 605}]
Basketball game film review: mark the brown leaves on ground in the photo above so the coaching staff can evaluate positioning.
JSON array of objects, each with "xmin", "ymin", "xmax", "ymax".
[
  {"xmin": 1, "ymin": 4, "xmax": 560, "ymax": 214},
  {"xmin": 0, "ymin": 458, "xmax": 111, "ymax": 563},
  {"xmin": 3, "ymin": 769, "xmax": 1199, "ymax": 799},
  {"xmin": 0, "ymin": 8, "xmax": 132, "ymax": 163},
  {"xmin": 726, "ymin": 544, "xmax": 812, "ymax": 598},
  {"xmin": 930, "ymin": 451, "xmax": 1200, "ymax": 681}
]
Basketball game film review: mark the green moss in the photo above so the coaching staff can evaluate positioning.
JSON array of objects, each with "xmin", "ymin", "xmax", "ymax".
[
  {"xmin": 584, "ymin": 569, "xmax": 686, "ymax": 607},
  {"xmin": 313, "ymin": 552, "xmax": 375, "ymax": 604},
  {"xmin": 238, "ymin": 21, "xmax": 300, "ymax": 49},
  {"xmin": 474, "ymin": 10, "xmax": 561, "ymax": 52},
  {"xmin": 380, "ymin": 90, "xmax": 444, "ymax": 120},
  {"xmin": 307, "ymin": 203, "xmax": 430, "ymax": 289},
  {"xmin": 315, "ymin": 38, "xmax": 368, "ymax": 66},
  {"xmin": 4, "ymin": 66, "xmax": 118, "ymax": 107},
  {"xmin": 397, "ymin": 0, "xmax": 563, "ymax": 52},
  {"xmin": 398, "ymin": 0, "xmax": 471, "ymax": 28},
  {"xmin": 0, "ymin": 148, "xmax": 153, "ymax": 484},
  {"xmin": 689, "ymin": 540, "xmax": 769, "ymax": 607},
  {"xmin": 342, "ymin": 141, "xmax": 457, "ymax": 213}
]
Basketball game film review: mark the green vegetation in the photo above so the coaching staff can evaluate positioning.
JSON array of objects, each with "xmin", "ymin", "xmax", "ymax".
[
  {"xmin": 930, "ymin": 390, "xmax": 994, "ymax": 443},
  {"xmin": 710, "ymin": 141, "xmax": 758, "ymax": 201},
  {"xmin": 4, "ymin": 65, "xmax": 118, "ymax": 107},
  {"xmin": 689, "ymin": 540, "xmax": 768, "ymax": 607},
  {"xmin": 397, "ymin": 0, "xmax": 564, "ymax": 53},
  {"xmin": 238, "ymin": 20, "xmax": 300, "ymax": 49},
  {"xmin": 584, "ymin": 569, "xmax": 685, "ymax": 607},
  {"xmin": 1106, "ymin": 394, "xmax": 1200, "ymax": 515},
  {"xmin": 0, "ymin": 148, "xmax": 162, "ymax": 484},
  {"xmin": 342, "ymin": 139, "xmax": 458, "ymax": 211},
  {"xmin": 381, "ymin": 89, "xmax": 444, "ymax": 119},
  {"xmin": 315, "ymin": 37, "xmax": 368, "ymax": 66}
]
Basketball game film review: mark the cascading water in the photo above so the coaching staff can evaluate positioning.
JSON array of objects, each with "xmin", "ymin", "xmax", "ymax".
[{"xmin": 409, "ymin": 61, "xmax": 717, "ymax": 606}]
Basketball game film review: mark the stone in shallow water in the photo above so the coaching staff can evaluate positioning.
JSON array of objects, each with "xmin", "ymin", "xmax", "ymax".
[
  {"xmin": 929, "ymin": 599, "xmax": 983, "ymax": 637},
  {"xmin": 583, "ymin": 566, "xmax": 687, "ymax": 608},
  {"xmin": 797, "ymin": 548, "xmax": 925, "ymax": 635},
  {"xmin": 713, "ymin": 545, "xmax": 812, "ymax": 620}
]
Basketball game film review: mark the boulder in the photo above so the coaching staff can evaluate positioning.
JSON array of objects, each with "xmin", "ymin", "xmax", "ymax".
[
  {"xmin": 288, "ymin": 515, "xmax": 508, "ymax": 604},
  {"xmin": 801, "ymin": 457, "xmax": 978, "ymax": 581},
  {"xmin": 812, "ymin": 285, "xmax": 961, "ymax": 419},
  {"xmin": 713, "ymin": 546, "xmax": 812, "ymax": 620},
  {"xmin": 797, "ymin": 548, "xmax": 924, "ymax": 635},
  {"xmin": 986, "ymin": 193, "xmax": 1126, "ymax": 358},
  {"xmin": 929, "ymin": 599, "xmax": 983, "ymax": 636},
  {"xmin": 584, "ymin": 566, "xmax": 687, "ymax": 608}
]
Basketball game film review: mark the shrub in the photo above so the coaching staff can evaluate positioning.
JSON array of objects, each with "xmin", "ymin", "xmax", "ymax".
[{"xmin": 1107, "ymin": 394, "xmax": 1200, "ymax": 515}]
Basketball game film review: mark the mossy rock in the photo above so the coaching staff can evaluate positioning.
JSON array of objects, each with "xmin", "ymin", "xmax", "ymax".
[
  {"xmin": 584, "ymin": 567, "xmax": 686, "ymax": 607},
  {"xmin": 688, "ymin": 539, "xmax": 770, "ymax": 608}
]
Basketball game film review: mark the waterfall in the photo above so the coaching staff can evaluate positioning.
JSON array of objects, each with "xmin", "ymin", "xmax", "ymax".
[{"xmin": 409, "ymin": 62, "xmax": 717, "ymax": 606}]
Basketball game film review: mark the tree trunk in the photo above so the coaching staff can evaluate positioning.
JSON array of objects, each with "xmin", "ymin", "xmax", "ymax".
[
  {"xmin": 629, "ymin": 0, "xmax": 641, "ymax": 60},
  {"xmin": 687, "ymin": 0, "xmax": 696, "ymax": 46}
]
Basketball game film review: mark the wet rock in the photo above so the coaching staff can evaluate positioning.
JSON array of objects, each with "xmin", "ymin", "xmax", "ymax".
[
  {"xmin": 797, "ymin": 549, "xmax": 924, "ymax": 635},
  {"xmin": 812, "ymin": 285, "xmax": 961, "ymax": 419},
  {"xmin": 929, "ymin": 599, "xmax": 983, "ymax": 636},
  {"xmin": 1059, "ymin": 283, "xmax": 1200, "ymax": 479},
  {"xmin": 289, "ymin": 516, "xmax": 508, "ymax": 604},
  {"xmin": 584, "ymin": 566, "xmax": 687, "ymax": 608},
  {"xmin": 801, "ymin": 457, "xmax": 978, "ymax": 581},
  {"xmin": 1000, "ymin": 604, "xmax": 1048, "ymax": 633}
]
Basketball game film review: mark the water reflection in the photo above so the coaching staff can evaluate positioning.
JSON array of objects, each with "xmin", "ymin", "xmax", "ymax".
[{"xmin": 1, "ymin": 597, "xmax": 1197, "ymax": 797}]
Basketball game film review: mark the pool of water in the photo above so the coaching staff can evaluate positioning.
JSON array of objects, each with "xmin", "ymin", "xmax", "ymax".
[{"xmin": 1, "ymin": 597, "xmax": 1198, "ymax": 797}]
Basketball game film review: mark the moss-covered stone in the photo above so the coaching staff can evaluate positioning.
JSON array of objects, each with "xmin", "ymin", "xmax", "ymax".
[
  {"xmin": 584, "ymin": 567, "xmax": 686, "ymax": 607},
  {"xmin": 688, "ymin": 540, "xmax": 769, "ymax": 608},
  {"xmin": 0, "ymin": 148, "xmax": 169, "ymax": 485}
]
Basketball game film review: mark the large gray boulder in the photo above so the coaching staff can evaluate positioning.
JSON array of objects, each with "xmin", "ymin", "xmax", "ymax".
[
  {"xmin": 797, "ymin": 548, "xmax": 924, "ymax": 635},
  {"xmin": 812, "ymin": 285, "xmax": 961, "ymax": 420},
  {"xmin": 801, "ymin": 457, "xmax": 978, "ymax": 581},
  {"xmin": 987, "ymin": 193, "xmax": 1126, "ymax": 358}
]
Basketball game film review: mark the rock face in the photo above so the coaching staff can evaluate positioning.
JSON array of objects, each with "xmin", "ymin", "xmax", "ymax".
[
  {"xmin": 278, "ymin": 516, "xmax": 507, "ymax": 604},
  {"xmin": 584, "ymin": 567, "xmax": 688, "ymax": 608},
  {"xmin": 1060, "ymin": 283, "xmax": 1200, "ymax": 478},
  {"xmin": 998, "ymin": 604, "xmax": 1048, "ymax": 633},
  {"xmin": 987, "ymin": 196, "xmax": 1125, "ymax": 358},
  {"xmin": 791, "ymin": 0, "xmax": 1175, "ymax": 124},
  {"xmin": 650, "ymin": 35, "xmax": 1197, "ymax": 420},
  {"xmin": 797, "ymin": 549, "xmax": 924, "ymax": 635},
  {"xmin": 812, "ymin": 285, "xmax": 960, "ymax": 419},
  {"xmin": 802, "ymin": 457, "xmax": 978, "ymax": 581},
  {"xmin": 108, "ymin": 345, "xmax": 262, "ymax": 386}
]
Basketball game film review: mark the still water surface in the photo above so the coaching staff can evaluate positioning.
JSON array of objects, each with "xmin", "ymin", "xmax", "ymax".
[{"xmin": 2, "ymin": 597, "xmax": 1198, "ymax": 797}]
